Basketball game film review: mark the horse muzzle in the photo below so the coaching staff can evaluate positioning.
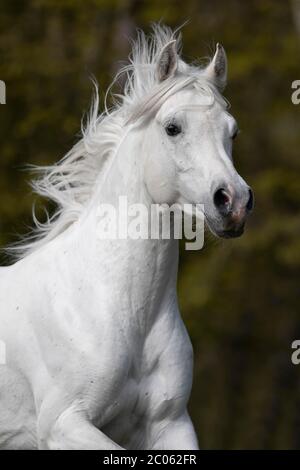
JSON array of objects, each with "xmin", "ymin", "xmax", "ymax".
[{"xmin": 211, "ymin": 184, "xmax": 254, "ymax": 238}]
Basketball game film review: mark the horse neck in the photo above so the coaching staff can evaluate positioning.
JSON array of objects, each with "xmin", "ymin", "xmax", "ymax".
[
  {"xmin": 69, "ymin": 127, "xmax": 179, "ymax": 330},
  {"xmin": 91, "ymin": 127, "xmax": 151, "ymax": 209},
  {"xmin": 77, "ymin": 126, "xmax": 179, "ymax": 284}
]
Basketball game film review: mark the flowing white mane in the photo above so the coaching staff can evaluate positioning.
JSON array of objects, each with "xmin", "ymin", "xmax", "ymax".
[{"xmin": 10, "ymin": 24, "xmax": 228, "ymax": 259}]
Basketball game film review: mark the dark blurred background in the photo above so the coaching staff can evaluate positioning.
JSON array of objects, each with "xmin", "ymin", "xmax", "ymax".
[{"xmin": 0, "ymin": 0, "xmax": 300, "ymax": 449}]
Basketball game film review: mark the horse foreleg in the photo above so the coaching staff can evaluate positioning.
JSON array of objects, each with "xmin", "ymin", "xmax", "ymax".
[
  {"xmin": 150, "ymin": 411, "xmax": 199, "ymax": 450},
  {"xmin": 38, "ymin": 404, "xmax": 122, "ymax": 450}
]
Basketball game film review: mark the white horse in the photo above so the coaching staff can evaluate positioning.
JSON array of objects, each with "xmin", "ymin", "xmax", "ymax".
[{"xmin": 0, "ymin": 25, "xmax": 253, "ymax": 449}]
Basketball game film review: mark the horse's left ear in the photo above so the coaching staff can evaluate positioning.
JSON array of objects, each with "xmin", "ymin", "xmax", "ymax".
[
  {"xmin": 156, "ymin": 40, "xmax": 178, "ymax": 82},
  {"xmin": 203, "ymin": 43, "xmax": 227, "ymax": 91}
]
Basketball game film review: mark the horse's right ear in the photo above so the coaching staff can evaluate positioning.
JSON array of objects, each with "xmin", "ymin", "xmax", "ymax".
[
  {"xmin": 156, "ymin": 40, "xmax": 178, "ymax": 82},
  {"xmin": 202, "ymin": 43, "xmax": 227, "ymax": 91}
]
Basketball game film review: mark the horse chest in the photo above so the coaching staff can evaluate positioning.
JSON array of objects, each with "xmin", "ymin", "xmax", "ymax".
[{"xmin": 98, "ymin": 315, "xmax": 193, "ymax": 448}]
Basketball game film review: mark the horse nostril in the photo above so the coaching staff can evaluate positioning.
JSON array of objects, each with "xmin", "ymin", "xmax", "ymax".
[
  {"xmin": 246, "ymin": 188, "xmax": 254, "ymax": 212},
  {"xmin": 213, "ymin": 187, "xmax": 232, "ymax": 214}
]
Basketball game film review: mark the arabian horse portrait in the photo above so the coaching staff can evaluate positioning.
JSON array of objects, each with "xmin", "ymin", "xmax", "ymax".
[{"xmin": 0, "ymin": 25, "xmax": 253, "ymax": 449}]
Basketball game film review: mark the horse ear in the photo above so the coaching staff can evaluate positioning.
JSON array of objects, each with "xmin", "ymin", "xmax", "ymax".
[
  {"xmin": 203, "ymin": 43, "xmax": 227, "ymax": 91},
  {"xmin": 156, "ymin": 40, "xmax": 178, "ymax": 82}
]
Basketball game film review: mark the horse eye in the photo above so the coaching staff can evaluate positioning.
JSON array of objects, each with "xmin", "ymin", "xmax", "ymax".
[
  {"xmin": 165, "ymin": 123, "xmax": 181, "ymax": 137},
  {"xmin": 232, "ymin": 129, "xmax": 239, "ymax": 140}
]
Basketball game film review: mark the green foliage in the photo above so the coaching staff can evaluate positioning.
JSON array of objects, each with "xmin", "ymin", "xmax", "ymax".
[{"xmin": 0, "ymin": 0, "xmax": 299, "ymax": 448}]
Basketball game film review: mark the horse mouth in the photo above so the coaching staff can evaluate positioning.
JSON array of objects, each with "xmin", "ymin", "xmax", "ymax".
[
  {"xmin": 214, "ymin": 227, "xmax": 245, "ymax": 239},
  {"xmin": 205, "ymin": 215, "xmax": 245, "ymax": 239}
]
